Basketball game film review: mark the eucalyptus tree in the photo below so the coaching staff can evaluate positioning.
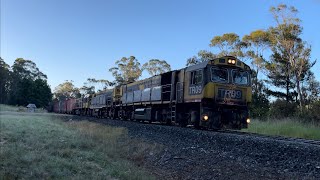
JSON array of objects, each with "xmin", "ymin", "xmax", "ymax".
[
  {"xmin": 185, "ymin": 50, "xmax": 217, "ymax": 67},
  {"xmin": 142, "ymin": 59, "xmax": 171, "ymax": 76},
  {"xmin": 267, "ymin": 4, "xmax": 316, "ymax": 108},
  {"xmin": 210, "ymin": 33, "xmax": 247, "ymax": 58},
  {"xmin": 243, "ymin": 30, "xmax": 270, "ymax": 76},
  {"xmin": 243, "ymin": 30, "xmax": 271, "ymax": 97},
  {"xmin": 86, "ymin": 78, "xmax": 115, "ymax": 91},
  {"xmin": 109, "ymin": 56, "xmax": 142, "ymax": 84},
  {"xmin": 197, "ymin": 50, "xmax": 217, "ymax": 61},
  {"xmin": 185, "ymin": 56, "xmax": 200, "ymax": 67},
  {"xmin": 54, "ymin": 80, "xmax": 80, "ymax": 100}
]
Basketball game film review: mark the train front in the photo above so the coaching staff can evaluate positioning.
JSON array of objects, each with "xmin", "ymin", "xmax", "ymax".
[{"xmin": 201, "ymin": 56, "xmax": 252, "ymax": 129}]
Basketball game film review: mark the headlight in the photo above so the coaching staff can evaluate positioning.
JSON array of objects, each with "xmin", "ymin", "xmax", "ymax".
[
  {"xmin": 246, "ymin": 118, "xmax": 251, "ymax": 124},
  {"xmin": 203, "ymin": 115, "xmax": 209, "ymax": 121}
]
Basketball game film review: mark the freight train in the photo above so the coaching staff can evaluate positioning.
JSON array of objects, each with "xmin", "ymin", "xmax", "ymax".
[{"xmin": 53, "ymin": 56, "xmax": 252, "ymax": 129}]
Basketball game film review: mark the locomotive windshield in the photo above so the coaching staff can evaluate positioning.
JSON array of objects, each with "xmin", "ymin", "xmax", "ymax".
[
  {"xmin": 232, "ymin": 69, "xmax": 249, "ymax": 85},
  {"xmin": 211, "ymin": 67, "xmax": 228, "ymax": 83}
]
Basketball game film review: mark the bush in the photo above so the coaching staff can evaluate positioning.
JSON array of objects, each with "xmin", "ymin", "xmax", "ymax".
[
  {"xmin": 268, "ymin": 99, "xmax": 297, "ymax": 119},
  {"xmin": 307, "ymin": 100, "xmax": 320, "ymax": 123},
  {"xmin": 249, "ymin": 93, "xmax": 270, "ymax": 119}
]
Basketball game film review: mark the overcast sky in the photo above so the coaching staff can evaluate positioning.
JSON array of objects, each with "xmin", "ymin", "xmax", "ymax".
[{"xmin": 1, "ymin": 0, "xmax": 319, "ymax": 90}]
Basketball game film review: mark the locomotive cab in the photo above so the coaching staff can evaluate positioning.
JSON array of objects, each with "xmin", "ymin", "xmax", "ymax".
[{"xmin": 184, "ymin": 56, "xmax": 252, "ymax": 129}]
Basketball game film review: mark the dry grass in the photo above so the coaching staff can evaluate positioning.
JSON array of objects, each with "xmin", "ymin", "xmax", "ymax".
[{"xmin": 0, "ymin": 110, "xmax": 161, "ymax": 179}]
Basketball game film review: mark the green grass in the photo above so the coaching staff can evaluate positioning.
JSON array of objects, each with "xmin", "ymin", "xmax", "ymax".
[
  {"xmin": 242, "ymin": 119, "xmax": 320, "ymax": 140},
  {"xmin": 0, "ymin": 104, "xmax": 47, "ymax": 113},
  {"xmin": 0, "ymin": 111, "xmax": 160, "ymax": 179},
  {"xmin": 0, "ymin": 104, "xmax": 23, "ymax": 111}
]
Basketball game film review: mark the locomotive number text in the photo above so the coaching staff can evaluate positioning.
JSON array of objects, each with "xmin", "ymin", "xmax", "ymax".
[{"xmin": 189, "ymin": 85, "xmax": 202, "ymax": 95}]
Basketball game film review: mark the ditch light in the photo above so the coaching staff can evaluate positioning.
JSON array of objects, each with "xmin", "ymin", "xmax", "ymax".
[{"xmin": 246, "ymin": 118, "xmax": 251, "ymax": 124}]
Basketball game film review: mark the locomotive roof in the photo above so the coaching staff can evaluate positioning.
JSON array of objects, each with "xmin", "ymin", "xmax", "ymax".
[
  {"xmin": 186, "ymin": 56, "xmax": 251, "ymax": 72},
  {"xmin": 185, "ymin": 61, "xmax": 209, "ymax": 72}
]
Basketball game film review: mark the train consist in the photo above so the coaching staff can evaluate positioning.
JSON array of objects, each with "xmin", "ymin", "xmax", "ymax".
[{"xmin": 53, "ymin": 56, "xmax": 252, "ymax": 129}]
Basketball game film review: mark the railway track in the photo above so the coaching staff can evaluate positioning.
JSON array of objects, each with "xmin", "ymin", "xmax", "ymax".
[
  {"xmin": 217, "ymin": 129, "xmax": 320, "ymax": 146},
  {"xmin": 69, "ymin": 114, "xmax": 320, "ymax": 147}
]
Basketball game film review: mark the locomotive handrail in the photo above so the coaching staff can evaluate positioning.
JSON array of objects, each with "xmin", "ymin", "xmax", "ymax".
[{"xmin": 176, "ymin": 82, "xmax": 184, "ymax": 103}]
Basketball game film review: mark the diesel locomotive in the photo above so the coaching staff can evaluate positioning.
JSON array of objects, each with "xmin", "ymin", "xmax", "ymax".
[{"xmin": 53, "ymin": 56, "xmax": 252, "ymax": 129}]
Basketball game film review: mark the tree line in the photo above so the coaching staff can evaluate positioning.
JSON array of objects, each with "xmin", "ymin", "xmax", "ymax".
[
  {"xmin": 184, "ymin": 4, "xmax": 320, "ymax": 121},
  {"xmin": 0, "ymin": 58, "xmax": 52, "ymax": 108},
  {"xmin": 2, "ymin": 4, "xmax": 319, "ymax": 121},
  {"xmin": 53, "ymin": 4, "xmax": 319, "ymax": 121},
  {"xmin": 53, "ymin": 57, "xmax": 171, "ymax": 100}
]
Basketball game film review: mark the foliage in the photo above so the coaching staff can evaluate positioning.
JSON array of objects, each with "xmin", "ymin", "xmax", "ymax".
[
  {"xmin": 265, "ymin": 52, "xmax": 296, "ymax": 101},
  {"xmin": 80, "ymin": 78, "xmax": 115, "ymax": 94},
  {"xmin": 142, "ymin": 59, "xmax": 171, "ymax": 76},
  {"xmin": 185, "ymin": 56, "xmax": 200, "ymax": 67},
  {"xmin": 242, "ymin": 29, "xmax": 270, "ymax": 79},
  {"xmin": 210, "ymin": 33, "xmax": 247, "ymax": 57},
  {"xmin": 0, "ymin": 57, "xmax": 11, "ymax": 104},
  {"xmin": 185, "ymin": 50, "xmax": 217, "ymax": 66},
  {"xmin": 267, "ymin": 4, "xmax": 316, "ymax": 109},
  {"xmin": 308, "ymin": 100, "xmax": 320, "ymax": 122},
  {"xmin": 53, "ymin": 80, "xmax": 81, "ymax": 100},
  {"xmin": 109, "ymin": 56, "xmax": 142, "ymax": 84},
  {"xmin": 11, "ymin": 78, "xmax": 52, "ymax": 107},
  {"xmin": 11, "ymin": 58, "xmax": 47, "ymax": 80},
  {"xmin": 302, "ymin": 72, "xmax": 320, "ymax": 104},
  {"xmin": 0, "ymin": 58, "xmax": 52, "ymax": 107},
  {"xmin": 197, "ymin": 50, "xmax": 217, "ymax": 61},
  {"xmin": 79, "ymin": 84, "xmax": 95, "ymax": 96},
  {"xmin": 268, "ymin": 99, "xmax": 297, "ymax": 118},
  {"xmin": 249, "ymin": 82, "xmax": 270, "ymax": 119}
]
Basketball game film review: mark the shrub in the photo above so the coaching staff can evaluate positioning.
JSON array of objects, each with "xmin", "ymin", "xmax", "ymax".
[
  {"xmin": 268, "ymin": 99, "xmax": 297, "ymax": 119},
  {"xmin": 249, "ymin": 93, "xmax": 270, "ymax": 120},
  {"xmin": 308, "ymin": 100, "xmax": 320, "ymax": 123}
]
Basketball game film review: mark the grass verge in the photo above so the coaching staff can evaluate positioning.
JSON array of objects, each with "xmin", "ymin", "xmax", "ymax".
[
  {"xmin": 0, "ymin": 104, "xmax": 47, "ymax": 113},
  {"xmin": 0, "ymin": 111, "xmax": 160, "ymax": 179},
  {"xmin": 242, "ymin": 118, "xmax": 320, "ymax": 140}
]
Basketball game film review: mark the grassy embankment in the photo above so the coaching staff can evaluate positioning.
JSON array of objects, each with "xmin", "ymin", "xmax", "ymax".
[
  {"xmin": 243, "ymin": 118, "xmax": 320, "ymax": 140},
  {"xmin": 0, "ymin": 105, "xmax": 160, "ymax": 179},
  {"xmin": 0, "ymin": 104, "xmax": 47, "ymax": 113}
]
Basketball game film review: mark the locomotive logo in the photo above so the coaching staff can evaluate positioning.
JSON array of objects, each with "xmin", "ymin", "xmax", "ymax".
[{"xmin": 189, "ymin": 85, "xmax": 202, "ymax": 95}]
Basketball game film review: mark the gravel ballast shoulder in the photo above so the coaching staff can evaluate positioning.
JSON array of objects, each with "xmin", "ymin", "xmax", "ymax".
[{"xmin": 78, "ymin": 116, "xmax": 320, "ymax": 179}]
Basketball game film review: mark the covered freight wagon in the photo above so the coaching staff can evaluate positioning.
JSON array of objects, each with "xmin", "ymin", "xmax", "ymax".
[{"xmin": 66, "ymin": 98, "xmax": 76, "ymax": 114}]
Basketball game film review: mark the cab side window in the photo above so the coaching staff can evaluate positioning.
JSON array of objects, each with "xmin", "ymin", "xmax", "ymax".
[{"xmin": 190, "ymin": 70, "xmax": 203, "ymax": 85}]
